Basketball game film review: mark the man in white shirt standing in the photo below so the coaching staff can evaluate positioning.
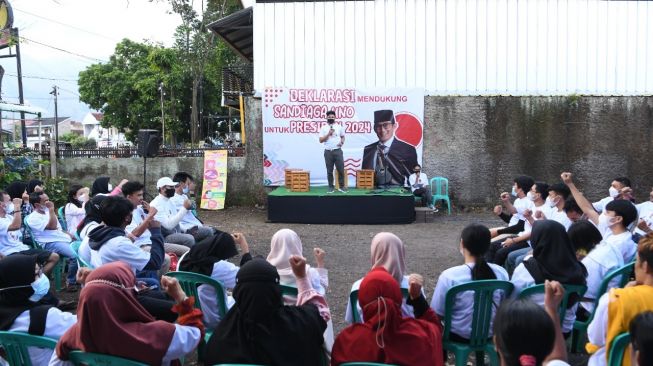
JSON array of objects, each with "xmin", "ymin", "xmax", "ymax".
[
  {"xmin": 318, "ymin": 110, "xmax": 347, "ymax": 194},
  {"xmin": 407, "ymin": 164, "xmax": 436, "ymax": 211},
  {"xmin": 171, "ymin": 172, "xmax": 215, "ymax": 242},
  {"xmin": 149, "ymin": 177, "xmax": 195, "ymax": 248}
]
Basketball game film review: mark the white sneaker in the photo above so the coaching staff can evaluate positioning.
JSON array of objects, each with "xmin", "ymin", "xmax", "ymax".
[
  {"xmin": 337, "ymin": 188, "xmax": 348, "ymax": 193},
  {"xmin": 327, "ymin": 188, "xmax": 335, "ymax": 194}
]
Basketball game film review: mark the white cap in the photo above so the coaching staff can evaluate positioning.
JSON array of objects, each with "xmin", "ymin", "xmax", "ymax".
[{"xmin": 156, "ymin": 177, "xmax": 178, "ymax": 189}]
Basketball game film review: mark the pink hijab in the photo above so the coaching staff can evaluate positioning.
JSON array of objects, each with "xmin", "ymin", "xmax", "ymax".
[
  {"xmin": 370, "ymin": 232, "xmax": 406, "ymax": 283},
  {"xmin": 267, "ymin": 229, "xmax": 307, "ymax": 280}
]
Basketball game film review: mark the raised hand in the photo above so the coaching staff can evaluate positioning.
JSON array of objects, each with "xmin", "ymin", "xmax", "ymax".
[
  {"xmin": 289, "ymin": 255, "xmax": 307, "ymax": 279},
  {"xmin": 408, "ymin": 273, "xmax": 424, "ymax": 300}
]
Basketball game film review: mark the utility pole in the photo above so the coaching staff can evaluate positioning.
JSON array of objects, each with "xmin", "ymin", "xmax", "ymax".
[
  {"xmin": 13, "ymin": 28, "xmax": 26, "ymax": 146},
  {"xmin": 49, "ymin": 85, "xmax": 59, "ymax": 156},
  {"xmin": 158, "ymin": 82, "xmax": 165, "ymax": 146}
]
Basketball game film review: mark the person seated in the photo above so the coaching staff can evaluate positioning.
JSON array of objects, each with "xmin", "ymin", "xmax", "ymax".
[
  {"xmin": 204, "ymin": 257, "xmax": 331, "ymax": 365},
  {"xmin": 171, "ymin": 172, "xmax": 216, "ymax": 242},
  {"xmin": 490, "ymin": 176, "xmax": 535, "ymax": 239},
  {"xmin": 563, "ymin": 198, "xmax": 585, "ymax": 223},
  {"xmin": 179, "ymin": 230, "xmax": 251, "ymax": 330},
  {"xmin": 431, "ymin": 224, "xmax": 509, "ymax": 341},
  {"xmin": 63, "ymin": 185, "xmax": 88, "ymax": 236},
  {"xmin": 568, "ymin": 221, "xmax": 602, "ymax": 261},
  {"xmin": 494, "ymin": 281, "xmax": 570, "ymax": 366},
  {"xmin": 587, "ymin": 233, "xmax": 653, "ymax": 366},
  {"xmin": 90, "ymin": 176, "xmax": 126, "ymax": 197},
  {"xmin": 122, "ymin": 181, "xmax": 189, "ymax": 257},
  {"xmin": 345, "ymin": 232, "xmax": 417, "ymax": 323},
  {"xmin": 634, "ymin": 186, "xmax": 653, "ymax": 241},
  {"xmin": 25, "ymin": 191, "xmax": 78, "ymax": 291},
  {"xmin": 0, "ymin": 255, "xmax": 77, "ymax": 365},
  {"xmin": 49, "ymin": 261, "xmax": 204, "ymax": 366},
  {"xmin": 26, "ymin": 179, "xmax": 44, "ymax": 195},
  {"xmin": 267, "ymin": 228, "xmax": 328, "ymax": 301},
  {"xmin": 7, "ymin": 181, "xmax": 34, "ymax": 245},
  {"xmin": 592, "ymin": 176, "xmax": 633, "ymax": 214},
  {"xmin": 408, "ymin": 164, "xmax": 437, "ymax": 211},
  {"xmin": 629, "ymin": 311, "xmax": 653, "ymax": 366},
  {"xmin": 150, "ymin": 177, "xmax": 195, "ymax": 248},
  {"xmin": 538, "ymin": 183, "xmax": 573, "ymax": 230},
  {"xmin": 76, "ymin": 195, "xmax": 107, "ymax": 266},
  {"xmin": 511, "ymin": 220, "xmax": 587, "ymax": 336}
]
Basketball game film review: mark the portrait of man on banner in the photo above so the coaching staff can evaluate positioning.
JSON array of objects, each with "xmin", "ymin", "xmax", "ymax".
[{"xmin": 362, "ymin": 109, "xmax": 418, "ymax": 186}]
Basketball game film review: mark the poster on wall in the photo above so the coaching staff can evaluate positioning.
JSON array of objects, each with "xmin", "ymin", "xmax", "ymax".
[
  {"xmin": 262, "ymin": 88, "xmax": 424, "ymax": 186},
  {"xmin": 200, "ymin": 150, "xmax": 227, "ymax": 210}
]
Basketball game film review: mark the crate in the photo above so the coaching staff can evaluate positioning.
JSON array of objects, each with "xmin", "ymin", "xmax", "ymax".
[
  {"xmin": 356, "ymin": 169, "xmax": 375, "ymax": 190},
  {"xmin": 285, "ymin": 168, "xmax": 302, "ymax": 188},
  {"xmin": 289, "ymin": 171, "xmax": 310, "ymax": 192}
]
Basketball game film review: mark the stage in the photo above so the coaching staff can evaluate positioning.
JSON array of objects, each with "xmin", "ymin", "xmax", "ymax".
[{"xmin": 267, "ymin": 186, "xmax": 416, "ymax": 224}]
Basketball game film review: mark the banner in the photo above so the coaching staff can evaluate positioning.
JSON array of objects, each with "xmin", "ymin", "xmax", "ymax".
[
  {"xmin": 263, "ymin": 88, "xmax": 424, "ymax": 186},
  {"xmin": 200, "ymin": 150, "xmax": 227, "ymax": 210}
]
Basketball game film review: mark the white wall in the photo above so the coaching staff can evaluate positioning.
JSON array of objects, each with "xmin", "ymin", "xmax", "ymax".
[{"xmin": 253, "ymin": 0, "xmax": 653, "ymax": 95}]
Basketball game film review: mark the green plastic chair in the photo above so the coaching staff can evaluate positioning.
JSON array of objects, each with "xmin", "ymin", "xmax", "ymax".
[
  {"xmin": 0, "ymin": 331, "xmax": 58, "ymax": 366},
  {"xmin": 70, "ymin": 240, "xmax": 93, "ymax": 269},
  {"xmin": 68, "ymin": 350, "xmax": 148, "ymax": 366},
  {"xmin": 429, "ymin": 177, "xmax": 451, "ymax": 215},
  {"xmin": 571, "ymin": 261, "xmax": 635, "ymax": 352},
  {"xmin": 349, "ymin": 288, "xmax": 410, "ymax": 323},
  {"xmin": 57, "ymin": 206, "xmax": 67, "ymax": 232},
  {"xmin": 607, "ymin": 332, "xmax": 630, "ymax": 366},
  {"xmin": 280, "ymin": 284, "xmax": 298, "ymax": 296},
  {"xmin": 442, "ymin": 280, "xmax": 514, "ymax": 366},
  {"xmin": 518, "ymin": 283, "xmax": 588, "ymax": 328},
  {"xmin": 23, "ymin": 217, "xmax": 66, "ymax": 291}
]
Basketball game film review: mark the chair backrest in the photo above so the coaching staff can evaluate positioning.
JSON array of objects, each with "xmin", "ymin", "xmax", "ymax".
[
  {"xmin": 166, "ymin": 271, "xmax": 228, "ymax": 317},
  {"xmin": 280, "ymin": 284, "xmax": 298, "ymax": 296},
  {"xmin": 590, "ymin": 262, "xmax": 635, "ymax": 320},
  {"xmin": 0, "ymin": 331, "xmax": 58, "ymax": 366},
  {"xmin": 429, "ymin": 177, "xmax": 449, "ymax": 197},
  {"xmin": 57, "ymin": 206, "xmax": 67, "ymax": 232},
  {"xmin": 349, "ymin": 288, "xmax": 410, "ymax": 324},
  {"xmin": 23, "ymin": 217, "xmax": 41, "ymax": 249},
  {"xmin": 607, "ymin": 332, "xmax": 631, "ymax": 366},
  {"xmin": 70, "ymin": 241, "xmax": 93, "ymax": 269},
  {"xmin": 518, "ymin": 283, "xmax": 588, "ymax": 324},
  {"xmin": 176, "ymin": 251, "xmax": 189, "ymax": 271},
  {"xmin": 68, "ymin": 350, "xmax": 148, "ymax": 366},
  {"xmin": 442, "ymin": 280, "xmax": 514, "ymax": 347}
]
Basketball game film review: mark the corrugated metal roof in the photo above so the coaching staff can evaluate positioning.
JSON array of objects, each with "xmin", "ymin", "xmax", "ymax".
[{"xmin": 208, "ymin": 7, "xmax": 253, "ymax": 63}]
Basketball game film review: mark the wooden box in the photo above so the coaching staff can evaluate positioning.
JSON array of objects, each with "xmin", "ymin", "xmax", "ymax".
[
  {"xmin": 289, "ymin": 171, "xmax": 310, "ymax": 192},
  {"xmin": 285, "ymin": 168, "xmax": 302, "ymax": 188},
  {"xmin": 356, "ymin": 169, "xmax": 375, "ymax": 190}
]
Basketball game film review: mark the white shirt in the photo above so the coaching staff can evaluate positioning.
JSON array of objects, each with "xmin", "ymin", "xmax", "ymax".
[
  {"xmin": 198, "ymin": 260, "xmax": 238, "ymax": 330},
  {"xmin": 408, "ymin": 172, "xmax": 429, "ymax": 193},
  {"xmin": 64, "ymin": 203, "xmax": 85, "ymax": 236},
  {"xmin": 125, "ymin": 206, "xmax": 152, "ymax": 247},
  {"xmin": 25, "ymin": 210, "xmax": 72, "ymax": 244},
  {"xmin": 90, "ymin": 236, "xmax": 150, "ymax": 272},
  {"xmin": 587, "ymin": 292, "xmax": 610, "ymax": 366},
  {"xmin": 580, "ymin": 232, "xmax": 636, "ymax": 313},
  {"xmin": 509, "ymin": 197, "xmax": 533, "ymax": 226},
  {"xmin": 544, "ymin": 206, "xmax": 572, "ymax": 231},
  {"xmin": 319, "ymin": 122, "xmax": 345, "ymax": 150},
  {"xmin": 7, "ymin": 307, "xmax": 77, "ymax": 366},
  {"xmin": 593, "ymin": 196, "xmax": 614, "ymax": 214},
  {"xmin": 77, "ymin": 222, "xmax": 100, "ymax": 266},
  {"xmin": 636, "ymin": 201, "xmax": 653, "ymax": 235},
  {"xmin": 0, "ymin": 215, "xmax": 29, "ymax": 256},
  {"xmin": 345, "ymin": 275, "xmax": 417, "ymax": 324},
  {"xmin": 511, "ymin": 263, "xmax": 579, "ymax": 333},
  {"xmin": 430, "ymin": 263, "xmax": 509, "ymax": 339},
  {"xmin": 150, "ymin": 195, "xmax": 188, "ymax": 232},
  {"xmin": 170, "ymin": 194, "xmax": 203, "ymax": 232}
]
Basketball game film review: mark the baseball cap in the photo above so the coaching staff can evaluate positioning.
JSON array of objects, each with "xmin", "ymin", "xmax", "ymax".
[{"xmin": 156, "ymin": 177, "xmax": 178, "ymax": 189}]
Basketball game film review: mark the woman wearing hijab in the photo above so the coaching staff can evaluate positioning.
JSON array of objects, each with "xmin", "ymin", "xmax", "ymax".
[
  {"xmin": 90, "ymin": 177, "xmax": 126, "ymax": 197},
  {"xmin": 204, "ymin": 257, "xmax": 331, "ymax": 366},
  {"xmin": 49, "ymin": 261, "xmax": 204, "ymax": 366},
  {"xmin": 63, "ymin": 185, "xmax": 88, "ymax": 236},
  {"xmin": 0, "ymin": 254, "xmax": 77, "ymax": 365},
  {"xmin": 511, "ymin": 220, "xmax": 587, "ymax": 335},
  {"xmin": 6, "ymin": 181, "xmax": 33, "ymax": 244},
  {"xmin": 345, "ymin": 232, "xmax": 416, "ymax": 323},
  {"xmin": 179, "ymin": 230, "xmax": 252, "ymax": 329},
  {"xmin": 332, "ymin": 267, "xmax": 444, "ymax": 366},
  {"xmin": 267, "ymin": 228, "xmax": 328, "ymax": 301}
]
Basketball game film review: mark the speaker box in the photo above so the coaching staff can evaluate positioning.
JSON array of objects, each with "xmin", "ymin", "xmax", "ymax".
[{"xmin": 138, "ymin": 129, "xmax": 161, "ymax": 157}]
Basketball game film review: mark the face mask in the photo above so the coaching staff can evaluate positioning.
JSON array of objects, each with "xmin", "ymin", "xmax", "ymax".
[
  {"xmin": 29, "ymin": 274, "xmax": 50, "ymax": 302},
  {"xmin": 164, "ymin": 188, "xmax": 176, "ymax": 198},
  {"xmin": 327, "ymin": 118, "xmax": 335, "ymax": 124},
  {"xmin": 107, "ymin": 183, "xmax": 113, "ymax": 192},
  {"xmin": 4, "ymin": 202, "xmax": 13, "ymax": 213},
  {"xmin": 609, "ymin": 186, "xmax": 619, "ymax": 198},
  {"xmin": 78, "ymin": 194, "xmax": 88, "ymax": 203},
  {"xmin": 182, "ymin": 186, "xmax": 189, "ymax": 195},
  {"xmin": 546, "ymin": 197, "xmax": 558, "ymax": 208},
  {"xmin": 527, "ymin": 192, "xmax": 536, "ymax": 201},
  {"xmin": 511, "ymin": 187, "xmax": 517, "ymax": 197},
  {"xmin": 598, "ymin": 212, "xmax": 618, "ymax": 229}
]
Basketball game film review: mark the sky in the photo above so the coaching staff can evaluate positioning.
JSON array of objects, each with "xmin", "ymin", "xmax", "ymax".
[{"xmin": 0, "ymin": 0, "xmax": 252, "ymax": 123}]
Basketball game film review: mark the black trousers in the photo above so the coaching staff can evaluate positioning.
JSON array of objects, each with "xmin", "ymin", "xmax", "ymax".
[
  {"xmin": 324, "ymin": 148, "xmax": 345, "ymax": 188},
  {"xmin": 137, "ymin": 290, "xmax": 177, "ymax": 322}
]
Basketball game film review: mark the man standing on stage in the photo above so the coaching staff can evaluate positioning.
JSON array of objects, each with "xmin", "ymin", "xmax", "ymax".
[
  {"xmin": 319, "ymin": 110, "xmax": 347, "ymax": 193},
  {"xmin": 362, "ymin": 109, "xmax": 418, "ymax": 186}
]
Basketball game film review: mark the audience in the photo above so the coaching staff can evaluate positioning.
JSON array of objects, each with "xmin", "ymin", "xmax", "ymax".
[
  {"xmin": 593, "ymin": 176, "xmax": 632, "ymax": 214},
  {"xmin": 634, "ymin": 186, "xmax": 653, "ymax": 240},
  {"xmin": 76, "ymin": 195, "xmax": 106, "ymax": 266},
  {"xmin": 629, "ymin": 311, "xmax": 653, "ymax": 366},
  {"xmin": 6, "ymin": 181, "xmax": 33, "ymax": 245},
  {"xmin": 490, "ymin": 175, "xmax": 534, "ymax": 239},
  {"xmin": 568, "ymin": 221, "xmax": 603, "ymax": 261},
  {"xmin": 540, "ymin": 183, "xmax": 572, "ymax": 230},
  {"xmin": 26, "ymin": 179, "xmax": 44, "ymax": 195},
  {"xmin": 171, "ymin": 172, "xmax": 216, "ymax": 242},
  {"xmin": 150, "ymin": 177, "xmax": 195, "ymax": 248},
  {"xmin": 63, "ymin": 185, "xmax": 87, "ymax": 236},
  {"xmin": 90, "ymin": 176, "xmax": 126, "ymax": 197}
]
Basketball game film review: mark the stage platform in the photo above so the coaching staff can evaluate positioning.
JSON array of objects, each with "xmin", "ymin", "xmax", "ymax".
[{"xmin": 267, "ymin": 186, "xmax": 416, "ymax": 224}]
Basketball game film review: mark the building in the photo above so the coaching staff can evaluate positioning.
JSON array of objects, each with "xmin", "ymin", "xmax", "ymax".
[
  {"xmin": 24, "ymin": 117, "xmax": 72, "ymax": 148},
  {"xmin": 82, "ymin": 112, "xmax": 128, "ymax": 147}
]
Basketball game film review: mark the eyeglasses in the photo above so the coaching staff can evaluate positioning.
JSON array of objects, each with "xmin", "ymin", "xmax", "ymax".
[{"xmin": 374, "ymin": 122, "xmax": 394, "ymax": 130}]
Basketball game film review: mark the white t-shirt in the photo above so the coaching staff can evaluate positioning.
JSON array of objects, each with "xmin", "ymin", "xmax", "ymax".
[
  {"xmin": 25, "ymin": 210, "xmax": 72, "ymax": 244},
  {"xmin": 430, "ymin": 262, "xmax": 509, "ymax": 339},
  {"xmin": 408, "ymin": 172, "xmax": 429, "ymax": 193},
  {"xmin": 319, "ymin": 122, "xmax": 345, "ymax": 150},
  {"xmin": 126, "ymin": 206, "xmax": 152, "ymax": 247},
  {"xmin": 0, "ymin": 215, "xmax": 30, "ymax": 256},
  {"xmin": 547, "ymin": 207, "xmax": 573, "ymax": 231},
  {"xmin": 64, "ymin": 203, "xmax": 85, "ymax": 236},
  {"xmin": 509, "ymin": 197, "xmax": 533, "ymax": 226},
  {"xmin": 511, "ymin": 263, "xmax": 579, "ymax": 333},
  {"xmin": 90, "ymin": 236, "xmax": 150, "ymax": 272},
  {"xmin": 592, "ymin": 196, "xmax": 614, "ymax": 214},
  {"xmin": 636, "ymin": 201, "xmax": 653, "ymax": 235},
  {"xmin": 170, "ymin": 194, "xmax": 203, "ymax": 232},
  {"xmin": 587, "ymin": 292, "xmax": 610, "ymax": 366},
  {"xmin": 345, "ymin": 275, "xmax": 417, "ymax": 324},
  {"xmin": 150, "ymin": 195, "xmax": 188, "ymax": 232},
  {"xmin": 198, "ymin": 260, "xmax": 238, "ymax": 330}
]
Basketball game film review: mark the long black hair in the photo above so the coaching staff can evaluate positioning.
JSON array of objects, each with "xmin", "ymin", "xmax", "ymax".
[
  {"xmin": 630, "ymin": 311, "xmax": 653, "ymax": 366},
  {"xmin": 568, "ymin": 220, "xmax": 602, "ymax": 255},
  {"xmin": 67, "ymin": 184, "xmax": 84, "ymax": 209},
  {"xmin": 461, "ymin": 223, "xmax": 497, "ymax": 280}
]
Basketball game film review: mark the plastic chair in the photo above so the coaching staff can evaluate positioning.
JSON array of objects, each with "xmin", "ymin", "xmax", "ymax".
[
  {"xmin": 68, "ymin": 350, "xmax": 148, "ymax": 366},
  {"xmin": 429, "ymin": 177, "xmax": 451, "ymax": 215},
  {"xmin": 349, "ymin": 288, "xmax": 410, "ymax": 324},
  {"xmin": 0, "ymin": 331, "xmax": 58, "ymax": 366},
  {"xmin": 571, "ymin": 261, "xmax": 635, "ymax": 352},
  {"xmin": 442, "ymin": 280, "xmax": 514, "ymax": 366},
  {"xmin": 607, "ymin": 332, "xmax": 630, "ymax": 366},
  {"xmin": 280, "ymin": 284, "xmax": 298, "ymax": 296},
  {"xmin": 70, "ymin": 240, "xmax": 93, "ymax": 269},
  {"xmin": 176, "ymin": 251, "xmax": 189, "ymax": 271},
  {"xmin": 23, "ymin": 217, "xmax": 66, "ymax": 291},
  {"xmin": 57, "ymin": 206, "xmax": 67, "ymax": 232},
  {"xmin": 518, "ymin": 283, "xmax": 587, "ymax": 328}
]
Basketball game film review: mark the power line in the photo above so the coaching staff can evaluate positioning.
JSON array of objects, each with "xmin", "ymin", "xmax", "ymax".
[
  {"xmin": 13, "ymin": 7, "xmax": 119, "ymax": 42},
  {"xmin": 4, "ymin": 72, "xmax": 78, "ymax": 82},
  {"xmin": 57, "ymin": 87, "xmax": 80, "ymax": 97},
  {"xmin": 19, "ymin": 36, "xmax": 106, "ymax": 63}
]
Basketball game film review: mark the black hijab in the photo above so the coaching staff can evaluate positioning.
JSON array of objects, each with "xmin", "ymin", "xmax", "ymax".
[
  {"xmin": 204, "ymin": 259, "xmax": 326, "ymax": 366},
  {"xmin": 6, "ymin": 181, "xmax": 27, "ymax": 200},
  {"xmin": 26, "ymin": 179, "xmax": 43, "ymax": 194},
  {"xmin": 179, "ymin": 231, "xmax": 238, "ymax": 276},
  {"xmin": 91, "ymin": 177, "xmax": 111, "ymax": 196},
  {"xmin": 0, "ymin": 254, "xmax": 50, "ymax": 332},
  {"xmin": 524, "ymin": 220, "xmax": 587, "ymax": 292},
  {"xmin": 77, "ymin": 195, "xmax": 107, "ymax": 235}
]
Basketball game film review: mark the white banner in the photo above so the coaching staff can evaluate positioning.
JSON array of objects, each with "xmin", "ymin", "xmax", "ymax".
[{"xmin": 263, "ymin": 88, "xmax": 424, "ymax": 186}]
